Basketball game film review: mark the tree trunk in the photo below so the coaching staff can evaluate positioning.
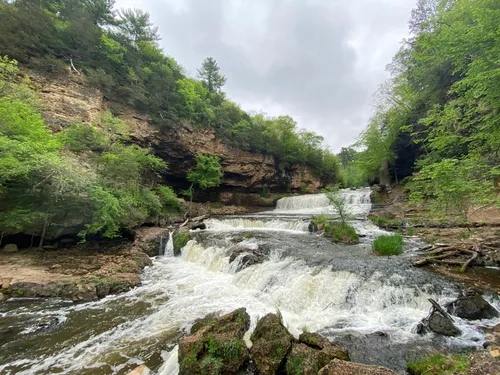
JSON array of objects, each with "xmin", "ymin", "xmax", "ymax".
[
  {"xmin": 39, "ymin": 217, "xmax": 48, "ymax": 249},
  {"xmin": 189, "ymin": 183, "xmax": 194, "ymax": 218},
  {"xmin": 379, "ymin": 159, "xmax": 391, "ymax": 187},
  {"xmin": 30, "ymin": 234, "xmax": 35, "ymax": 249},
  {"xmin": 0, "ymin": 232, "xmax": 3, "ymax": 248}
]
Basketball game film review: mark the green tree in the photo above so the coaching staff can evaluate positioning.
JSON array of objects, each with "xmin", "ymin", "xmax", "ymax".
[
  {"xmin": 186, "ymin": 154, "xmax": 223, "ymax": 215},
  {"xmin": 197, "ymin": 57, "xmax": 227, "ymax": 93}
]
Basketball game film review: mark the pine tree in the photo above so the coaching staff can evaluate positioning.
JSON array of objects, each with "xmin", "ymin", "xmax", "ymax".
[{"xmin": 197, "ymin": 57, "xmax": 227, "ymax": 93}]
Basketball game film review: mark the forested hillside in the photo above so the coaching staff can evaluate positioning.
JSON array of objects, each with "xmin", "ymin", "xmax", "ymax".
[
  {"xmin": 342, "ymin": 0, "xmax": 499, "ymax": 219},
  {"xmin": 0, "ymin": 0, "xmax": 341, "ymax": 243}
]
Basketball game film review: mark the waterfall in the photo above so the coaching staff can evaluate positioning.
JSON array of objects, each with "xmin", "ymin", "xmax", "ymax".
[
  {"xmin": 164, "ymin": 231, "xmax": 174, "ymax": 257},
  {"xmin": 274, "ymin": 187, "xmax": 372, "ymax": 217},
  {"xmin": 205, "ymin": 218, "xmax": 310, "ymax": 232}
]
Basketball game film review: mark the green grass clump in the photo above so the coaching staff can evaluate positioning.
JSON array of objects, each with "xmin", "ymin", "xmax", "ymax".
[
  {"xmin": 311, "ymin": 214, "xmax": 328, "ymax": 230},
  {"xmin": 407, "ymin": 354, "xmax": 469, "ymax": 375},
  {"xmin": 243, "ymin": 232, "xmax": 255, "ymax": 239},
  {"xmin": 173, "ymin": 232, "xmax": 192, "ymax": 250},
  {"xmin": 368, "ymin": 215, "xmax": 399, "ymax": 228},
  {"xmin": 325, "ymin": 222, "xmax": 359, "ymax": 244},
  {"xmin": 373, "ymin": 234, "xmax": 404, "ymax": 255}
]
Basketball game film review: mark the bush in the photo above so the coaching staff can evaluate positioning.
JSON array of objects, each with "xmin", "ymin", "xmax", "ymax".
[
  {"xmin": 325, "ymin": 222, "xmax": 359, "ymax": 244},
  {"xmin": 173, "ymin": 232, "xmax": 192, "ymax": 251},
  {"xmin": 407, "ymin": 354, "xmax": 469, "ymax": 375},
  {"xmin": 368, "ymin": 215, "xmax": 399, "ymax": 228},
  {"xmin": 373, "ymin": 234, "xmax": 404, "ymax": 255},
  {"xmin": 311, "ymin": 214, "xmax": 328, "ymax": 230}
]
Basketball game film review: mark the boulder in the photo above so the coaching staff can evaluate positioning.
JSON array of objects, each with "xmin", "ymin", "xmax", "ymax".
[
  {"xmin": 427, "ymin": 312, "xmax": 461, "ymax": 337},
  {"xmin": 178, "ymin": 308, "xmax": 250, "ymax": 375},
  {"xmin": 3, "ymin": 244, "xmax": 18, "ymax": 253},
  {"xmin": 250, "ymin": 313, "xmax": 294, "ymax": 375},
  {"xmin": 285, "ymin": 333, "xmax": 350, "ymax": 375},
  {"xmin": 37, "ymin": 316, "xmax": 60, "ymax": 330},
  {"xmin": 318, "ymin": 359, "xmax": 398, "ymax": 375},
  {"xmin": 299, "ymin": 332, "xmax": 350, "ymax": 361},
  {"xmin": 229, "ymin": 246, "xmax": 265, "ymax": 271},
  {"xmin": 447, "ymin": 294, "xmax": 499, "ymax": 320}
]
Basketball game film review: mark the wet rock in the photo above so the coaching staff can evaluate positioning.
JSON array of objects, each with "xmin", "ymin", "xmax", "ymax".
[
  {"xmin": 50, "ymin": 264, "xmax": 62, "ymax": 270},
  {"xmin": 129, "ymin": 251, "xmax": 153, "ymax": 269},
  {"xmin": 0, "ymin": 292, "xmax": 8, "ymax": 301},
  {"xmin": 229, "ymin": 246, "xmax": 266, "ymax": 271},
  {"xmin": 1, "ymin": 278, "xmax": 12, "ymax": 289},
  {"xmin": 299, "ymin": 332, "xmax": 350, "ymax": 361},
  {"xmin": 187, "ymin": 221, "xmax": 206, "ymax": 231},
  {"xmin": 96, "ymin": 283, "xmax": 111, "ymax": 299},
  {"xmin": 3, "ymin": 244, "xmax": 18, "ymax": 253},
  {"xmin": 190, "ymin": 312, "xmax": 221, "ymax": 335},
  {"xmin": 427, "ymin": 312, "xmax": 461, "ymax": 336},
  {"xmin": 446, "ymin": 294, "xmax": 499, "ymax": 320},
  {"xmin": 37, "ymin": 316, "xmax": 60, "ymax": 329},
  {"xmin": 250, "ymin": 313, "xmax": 294, "ymax": 375},
  {"xmin": 318, "ymin": 359, "xmax": 398, "ymax": 375},
  {"xmin": 179, "ymin": 308, "xmax": 250, "ymax": 375},
  {"xmin": 127, "ymin": 365, "xmax": 151, "ymax": 375}
]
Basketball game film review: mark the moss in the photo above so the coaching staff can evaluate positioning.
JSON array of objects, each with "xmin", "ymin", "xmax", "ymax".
[
  {"xmin": 16, "ymin": 289, "xmax": 24, "ymax": 296},
  {"xmin": 373, "ymin": 234, "xmax": 404, "ymax": 255},
  {"xmin": 286, "ymin": 355, "xmax": 305, "ymax": 375},
  {"xmin": 324, "ymin": 222, "xmax": 359, "ymax": 244},
  {"xmin": 200, "ymin": 355, "xmax": 222, "ymax": 375},
  {"xmin": 407, "ymin": 354, "xmax": 469, "ymax": 375},
  {"xmin": 173, "ymin": 232, "xmax": 192, "ymax": 251},
  {"xmin": 243, "ymin": 232, "xmax": 255, "ymax": 239}
]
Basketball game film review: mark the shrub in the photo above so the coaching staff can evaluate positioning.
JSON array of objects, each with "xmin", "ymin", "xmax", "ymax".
[
  {"xmin": 373, "ymin": 234, "xmax": 404, "ymax": 255},
  {"xmin": 368, "ymin": 215, "xmax": 399, "ymax": 228},
  {"xmin": 311, "ymin": 214, "xmax": 328, "ymax": 230},
  {"xmin": 407, "ymin": 354, "xmax": 469, "ymax": 375},
  {"xmin": 325, "ymin": 222, "xmax": 359, "ymax": 244}
]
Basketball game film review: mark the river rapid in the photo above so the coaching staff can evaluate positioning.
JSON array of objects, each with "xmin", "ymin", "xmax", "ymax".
[{"xmin": 1, "ymin": 188, "xmax": 499, "ymax": 374}]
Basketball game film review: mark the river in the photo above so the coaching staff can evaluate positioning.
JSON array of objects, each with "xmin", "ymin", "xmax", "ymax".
[{"xmin": 0, "ymin": 188, "xmax": 498, "ymax": 374}]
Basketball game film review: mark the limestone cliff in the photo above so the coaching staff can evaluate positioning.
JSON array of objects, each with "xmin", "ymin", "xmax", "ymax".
[{"xmin": 34, "ymin": 73, "xmax": 323, "ymax": 194}]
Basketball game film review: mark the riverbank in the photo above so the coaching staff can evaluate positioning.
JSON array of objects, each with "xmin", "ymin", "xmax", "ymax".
[{"xmin": 369, "ymin": 186, "xmax": 500, "ymax": 292}]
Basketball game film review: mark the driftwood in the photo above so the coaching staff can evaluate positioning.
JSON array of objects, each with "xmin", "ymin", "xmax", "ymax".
[
  {"xmin": 414, "ymin": 242, "xmax": 482, "ymax": 272},
  {"xmin": 179, "ymin": 215, "xmax": 208, "ymax": 229},
  {"xmin": 428, "ymin": 298, "xmax": 454, "ymax": 321},
  {"xmin": 70, "ymin": 59, "xmax": 81, "ymax": 75}
]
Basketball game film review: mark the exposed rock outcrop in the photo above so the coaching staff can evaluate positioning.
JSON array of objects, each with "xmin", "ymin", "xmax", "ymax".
[
  {"xmin": 250, "ymin": 313, "xmax": 294, "ymax": 375},
  {"xmin": 318, "ymin": 359, "xmax": 398, "ymax": 375},
  {"xmin": 228, "ymin": 244, "xmax": 267, "ymax": 272},
  {"xmin": 178, "ymin": 308, "xmax": 250, "ymax": 375},
  {"xmin": 427, "ymin": 312, "xmax": 461, "ymax": 337},
  {"xmin": 33, "ymin": 73, "xmax": 323, "ymax": 193}
]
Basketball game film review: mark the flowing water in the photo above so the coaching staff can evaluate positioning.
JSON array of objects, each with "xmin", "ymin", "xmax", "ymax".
[{"xmin": 0, "ymin": 188, "xmax": 498, "ymax": 374}]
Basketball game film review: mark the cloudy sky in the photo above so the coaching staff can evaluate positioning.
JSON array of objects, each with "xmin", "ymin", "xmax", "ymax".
[{"xmin": 116, "ymin": 0, "xmax": 416, "ymax": 151}]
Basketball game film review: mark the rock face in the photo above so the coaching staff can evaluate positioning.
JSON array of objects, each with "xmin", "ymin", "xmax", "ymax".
[
  {"xmin": 34, "ymin": 74, "xmax": 323, "ymax": 193},
  {"xmin": 447, "ymin": 294, "xmax": 499, "ymax": 320},
  {"xmin": 250, "ymin": 313, "xmax": 294, "ymax": 375},
  {"xmin": 228, "ymin": 244, "xmax": 266, "ymax": 272},
  {"xmin": 286, "ymin": 333, "xmax": 350, "ymax": 375},
  {"xmin": 178, "ymin": 308, "xmax": 250, "ymax": 375},
  {"xmin": 318, "ymin": 359, "xmax": 398, "ymax": 375},
  {"xmin": 427, "ymin": 312, "xmax": 461, "ymax": 336}
]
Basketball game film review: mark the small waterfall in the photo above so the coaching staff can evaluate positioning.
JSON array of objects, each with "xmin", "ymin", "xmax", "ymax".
[
  {"xmin": 274, "ymin": 187, "xmax": 372, "ymax": 217},
  {"xmin": 159, "ymin": 235, "xmax": 164, "ymax": 255},
  {"xmin": 164, "ymin": 231, "xmax": 174, "ymax": 257},
  {"xmin": 205, "ymin": 218, "xmax": 309, "ymax": 232}
]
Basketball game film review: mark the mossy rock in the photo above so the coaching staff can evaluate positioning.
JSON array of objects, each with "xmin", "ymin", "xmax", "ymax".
[
  {"xmin": 250, "ymin": 313, "xmax": 294, "ymax": 375},
  {"xmin": 179, "ymin": 308, "xmax": 250, "ymax": 375}
]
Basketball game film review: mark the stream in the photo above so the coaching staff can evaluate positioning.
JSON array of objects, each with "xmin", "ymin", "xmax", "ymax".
[{"xmin": 0, "ymin": 188, "xmax": 498, "ymax": 374}]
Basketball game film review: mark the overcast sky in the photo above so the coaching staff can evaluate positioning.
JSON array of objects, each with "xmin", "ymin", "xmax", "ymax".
[{"xmin": 116, "ymin": 0, "xmax": 416, "ymax": 152}]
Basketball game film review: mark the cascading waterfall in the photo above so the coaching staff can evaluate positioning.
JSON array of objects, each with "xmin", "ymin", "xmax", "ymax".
[
  {"xmin": 0, "ymin": 188, "xmax": 498, "ymax": 375},
  {"xmin": 164, "ymin": 231, "xmax": 174, "ymax": 257}
]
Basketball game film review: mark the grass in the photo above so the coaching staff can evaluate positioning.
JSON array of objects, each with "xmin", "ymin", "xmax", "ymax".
[
  {"xmin": 407, "ymin": 354, "xmax": 469, "ymax": 375},
  {"xmin": 368, "ymin": 215, "xmax": 399, "ymax": 228},
  {"xmin": 325, "ymin": 222, "xmax": 359, "ymax": 244},
  {"xmin": 456, "ymin": 230, "xmax": 471, "ymax": 240},
  {"xmin": 373, "ymin": 234, "xmax": 404, "ymax": 255},
  {"xmin": 173, "ymin": 232, "xmax": 192, "ymax": 250},
  {"xmin": 243, "ymin": 232, "xmax": 255, "ymax": 239},
  {"xmin": 311, "ymin": 214, "xmax": 328, "ymax": 230}
]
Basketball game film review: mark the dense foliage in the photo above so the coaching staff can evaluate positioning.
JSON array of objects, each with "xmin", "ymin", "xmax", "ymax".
[
  {"xmin": 0, "ymin": 58, "xmax": 179, "ymax": 244},
  {"xmin": 341, "ymin": 0, "xmax": 499, "ymax": 218},
  {"xmin": 372, "ymin": 234, "xmax": 404, "ymax": 256},
  {"xmin": 0, "ymin": 0, "xmax": 341, "ymax": 181}
]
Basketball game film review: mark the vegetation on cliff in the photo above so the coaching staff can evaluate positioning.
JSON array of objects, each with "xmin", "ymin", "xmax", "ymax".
[
  {"xmin": 0, "ymin": 57, "xmax": 179, "ymax": 244},
  {"xmin": 338, "ymin": 0, "xmax": 499, "ymax": 218},
  {"xmin": 0, "ymin": 0, "xmax": 341, "ymax": 181}
]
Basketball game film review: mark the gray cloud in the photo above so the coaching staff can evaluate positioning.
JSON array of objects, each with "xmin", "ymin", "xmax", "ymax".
[{"xmin": 117, "ymin": 0, "xmax": 415, "ymax": 151}]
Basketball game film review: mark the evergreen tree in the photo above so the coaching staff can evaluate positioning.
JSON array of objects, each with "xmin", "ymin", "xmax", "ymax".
[{"xmin": 197, "ymin": 57, "xmax": 227, "ymax": 93}]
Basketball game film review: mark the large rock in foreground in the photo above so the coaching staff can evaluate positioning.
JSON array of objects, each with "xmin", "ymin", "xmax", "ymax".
[
  {"xmin": 427, "ymin": 312, "xmax": 461, "ymax": 336},
  {"xmin": 286, "ymin": 333, "xmax": 350, "ymax": 375},
  {"xmin": 318, "ymin": 359, "xmax": 398, "ymax": 375},
  {"xmin": 250, "ymin": 313, "xmax": 294, "ymax": 375},
  {"xmin": 447, "ymin": 293, "xmax": 499, "ymax": 320},
  {"xmin": 178, "ymin": 308, "xmax": 250, "ymax": 375}
]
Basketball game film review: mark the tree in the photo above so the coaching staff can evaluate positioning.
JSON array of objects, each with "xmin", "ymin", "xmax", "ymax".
[
  {"xmin": 186, "ymin": 154, "xmax": 223, "ymax": 215},
  {"xmin": 197, "ymin": 57, "xmax": 227, "ymax": 93},
  {"xmin": 118, "ymin": 8, "xmax": 160, "ymax": 45},
  {"xmin": 323, "ymin": 185, "xmax": 352, "ymax": 226}
]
